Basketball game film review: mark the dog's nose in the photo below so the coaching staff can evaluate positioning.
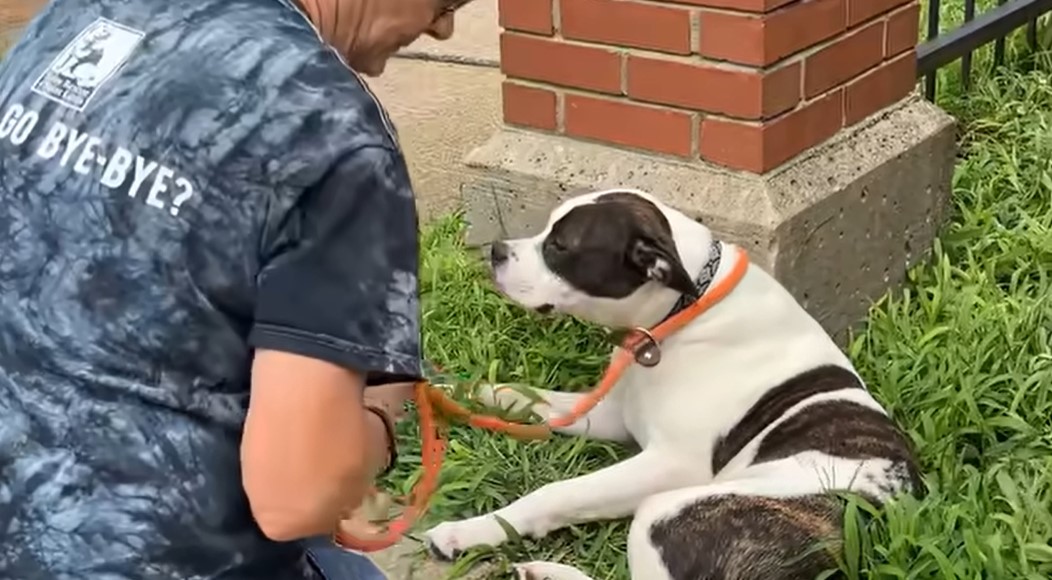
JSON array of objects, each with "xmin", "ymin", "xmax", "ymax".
[{"xmin": 490, "ymin": 241, "xmax": 510, "ymax": 266}]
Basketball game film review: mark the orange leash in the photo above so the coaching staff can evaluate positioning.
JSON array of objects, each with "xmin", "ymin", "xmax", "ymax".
[
  {"xmin": 332, "ymin": 380, "xmax": 446, "ymax": 553},
  {"xmin": 334, "ymin": 246, "xmax": 750, "ymax": 553}
]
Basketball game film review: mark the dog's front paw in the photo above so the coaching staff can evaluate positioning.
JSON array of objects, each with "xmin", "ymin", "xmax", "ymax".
[
  {"xmin": 423, "ymin": 516, "xmax": 508, "ymax": 561},
  {"xmin": 473, "ymin": 383, "xmax": 538, "ymax": 414}
]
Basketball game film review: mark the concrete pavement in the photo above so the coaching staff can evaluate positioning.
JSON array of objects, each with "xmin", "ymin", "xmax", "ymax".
[
  {"xmin": 364, "ymin": 0, "xmax": 502, "ymax": 223},
  {"xmin": 364, "ymin": 57, "xmax": 501, "ymax": 222}
]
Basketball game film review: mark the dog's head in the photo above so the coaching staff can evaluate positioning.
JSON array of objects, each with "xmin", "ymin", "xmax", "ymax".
[{"xmin": 489, "ymin": 189, "xmax": 705, "ymax": 329}]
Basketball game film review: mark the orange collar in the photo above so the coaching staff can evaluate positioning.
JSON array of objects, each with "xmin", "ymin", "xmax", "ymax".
[
  {"xmin": 334, "ymin": 245, "xmax": 751, "ymax": 553},
  {"xmin": 547, "ymin": 244, "xmax": 749, "ymax": 428}
]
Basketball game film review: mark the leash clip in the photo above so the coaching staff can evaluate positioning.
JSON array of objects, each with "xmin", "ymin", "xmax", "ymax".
[{"xmin": 626, "ymin": 327, "xmax": 662, "ymax": 368}]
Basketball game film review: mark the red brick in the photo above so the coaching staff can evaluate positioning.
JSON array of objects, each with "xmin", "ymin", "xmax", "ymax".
[
  {"xmin": 766, "ymin": 0, "xmax": 848, "ymax": 62},
  {"xmin": 763, "ymin": 64, "xmax": 804, "ymax": 118},
  {"xmin": 804, "ymin": 21, "xmax": 884, "ymax": 98},
  {"xmin": 627, "ymin": 56, "xmax": 800, "ymax": 119},
  {"xmin": 699, "ymin": 0, "xmax": 847, "ymax": 66},
  {"xmin": 844, "ymin": 51, "xmax": 917, "ymax": 125},
  {"xmin": 848, "ymin": 0, "xmax": 911, "ymax": 26},
  {"xmin": 763, "ymin": 89, "xmax": 844, "ymax": 167},
  {"xmin": 501, "ymin": 33, "xmax": 622, "ymax": 94},
  {"xmin": 700, "ymin": 89, "xmax": 844, "ymax": 172},
  {"xmin": 886, "ymin": 3, "xmax": 920, "ymax": 56},
  {"xmin": 697, "ymin": 12, "xmax": 765, "ymax": 65},
  {"xmin": 565, "ymin": 96, "xmax": 694, "ymax": 157},
  {"xmin": 499, "ymin": 0, "xmax": 554, "ymax": 34},
  {"xmin": 699, "ymin": 118, "xmax": 764, "ymax": 172},
  {"xmin": 502, "ymin": 82, "xmax": 558, "ymax": 130},
  {"xmin": 561, "ymin": 0, "xmax": 693, "ymax": 55},
  {"xmin": 669, "ymin": 0, "xmax": 797, "ymax": 12}
]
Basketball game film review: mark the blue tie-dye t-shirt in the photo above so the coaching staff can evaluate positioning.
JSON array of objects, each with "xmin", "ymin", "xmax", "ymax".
[{"xmin": 0, "ymin": 0, "xmax": 423, "ymax": 578}]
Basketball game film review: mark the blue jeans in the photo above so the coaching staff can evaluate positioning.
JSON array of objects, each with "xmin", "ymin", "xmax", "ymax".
[{"xmin": 302, "ymin": 537, "xmax": 388, "ymax": 580}]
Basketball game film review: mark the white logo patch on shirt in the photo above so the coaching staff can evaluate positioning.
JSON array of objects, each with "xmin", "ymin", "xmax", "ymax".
[{"xmin": 31, "ymin": 18, "xmax": 145, "ymax": 112}]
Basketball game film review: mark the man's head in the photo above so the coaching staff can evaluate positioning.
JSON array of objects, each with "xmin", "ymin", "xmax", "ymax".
[
  {"xmin": 298, "ymin": 0, "xmax": 472, "ymax": 76},
  {"xmin": 489, "ymin": 189, "xmax": 706, "ymax": 329}
]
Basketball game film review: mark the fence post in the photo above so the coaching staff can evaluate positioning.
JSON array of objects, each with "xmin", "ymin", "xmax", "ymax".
[{"xmin": 463, "ymin": 0, "xmax": 958, "ymax": 339}]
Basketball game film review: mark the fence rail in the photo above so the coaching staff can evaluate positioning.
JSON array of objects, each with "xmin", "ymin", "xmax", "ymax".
[{"xmin": 917, "ymin": 0, "xmax": 1052, "ymax": 99}]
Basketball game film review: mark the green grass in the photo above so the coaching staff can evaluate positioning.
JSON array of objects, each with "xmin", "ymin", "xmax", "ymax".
[
  {"xmin": 383, "ymin": 37, "xmax": 1052, "ymax": 580},
  {"xmin": 837, "ymin": 56, "xmax": 1052, "ymax": 577}
]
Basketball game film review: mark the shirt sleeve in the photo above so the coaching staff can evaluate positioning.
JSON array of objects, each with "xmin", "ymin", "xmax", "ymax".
[{"xmin": 249, "ymin": 145, "xmax": 423, "ymax": 385}]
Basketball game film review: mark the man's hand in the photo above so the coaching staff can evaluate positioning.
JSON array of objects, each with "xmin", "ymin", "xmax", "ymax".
[
  {"xmin": 360, "ymin": 380, "xmax": 417, "ymax": 479},
  {"xmin": 336, "ymin": 489, "xmax": 394, "ymax": 538},
  {"xmin": 337, "ymin": 381, "xmax": 417, "ymax": 540}
]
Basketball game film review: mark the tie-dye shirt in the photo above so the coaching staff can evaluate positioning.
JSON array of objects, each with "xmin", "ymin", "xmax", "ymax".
[{"xmin": 0, "ymin": 0, "xmax": 422, "ymax": 578}]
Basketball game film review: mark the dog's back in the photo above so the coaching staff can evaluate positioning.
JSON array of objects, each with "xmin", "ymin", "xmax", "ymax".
[
  {"xmin": 636, "ymin": 372, "xmax": 920, "ymax": 579},
  {"xmin": 627, "ymin": 261, "xmax": 922, "ymax": 580}
]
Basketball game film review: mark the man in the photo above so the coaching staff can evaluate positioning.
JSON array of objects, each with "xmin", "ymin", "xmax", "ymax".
[{"xmin": 0, "ymin": 0, "xmax": 468, "ymax": 578}]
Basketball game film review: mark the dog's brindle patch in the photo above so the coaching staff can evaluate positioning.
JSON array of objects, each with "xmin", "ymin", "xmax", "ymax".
[
  {"xmin": 541, "ymin": 191, "xmax": 697, "ymax": 299},
  {"xmin": 712, "ymin": 365, "xmax": 922, "ymax": 494},
  {"xmin": 753, "ymin": 400, "xmax": 923, "ymax": 495},
  {"xmin": 650, "ymin": 387, "xmax": 921, "ymax": 580},
  {"xmin": 711, "ymin": 365, "xmax": 864, "ymax": 476},
  {"xmin": 650, "ymin": 493, "xmax": 844, "ymax": 580}
]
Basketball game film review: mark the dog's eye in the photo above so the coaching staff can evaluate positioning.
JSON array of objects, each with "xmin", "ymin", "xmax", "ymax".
[{"xmin": 546, "ymin": 238, "xmax": 568, "ymax": 253}]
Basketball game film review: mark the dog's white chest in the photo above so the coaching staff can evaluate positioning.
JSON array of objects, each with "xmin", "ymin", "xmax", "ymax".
[{"xmin": 618, "ymin": 362, "xmax": 724, "ymax": 464}]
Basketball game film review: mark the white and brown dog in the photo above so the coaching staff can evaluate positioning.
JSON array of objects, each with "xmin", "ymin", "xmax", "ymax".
[{"xmin": 424, "ymin": 189, "xmax": 922, "ymax": 580}]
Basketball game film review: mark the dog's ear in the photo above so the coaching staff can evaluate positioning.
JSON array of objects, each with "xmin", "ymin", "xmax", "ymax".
[{"xmin": 628, "ymin": 236, "xmax": 697, "ymax": 297}]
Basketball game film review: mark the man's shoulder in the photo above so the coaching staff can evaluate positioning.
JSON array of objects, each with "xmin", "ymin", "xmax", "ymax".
[
  {"xmin": 243, "ymin": 2, "xmax": 403, "ymax": 150},
  {"xmin": 186, "ymin": 0, "xmax": 404, "ymax": 163},
  {"xmin": 4, "ymin": 0, "xmax": 401, "ymax": 186}
]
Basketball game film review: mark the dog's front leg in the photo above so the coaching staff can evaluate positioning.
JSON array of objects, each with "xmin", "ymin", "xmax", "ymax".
[
  {"xmin": 425, "ymin": 449, "xmax": 694, "ymax": 559},
  {"xmin": 475, "ymin": 383, "xmax": 632, "ymax": 442}
]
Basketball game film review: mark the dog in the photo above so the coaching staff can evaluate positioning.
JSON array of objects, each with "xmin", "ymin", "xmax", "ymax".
[{"xmin": 423, "ymin": 188, "xmax": 922, "ymax": 580}]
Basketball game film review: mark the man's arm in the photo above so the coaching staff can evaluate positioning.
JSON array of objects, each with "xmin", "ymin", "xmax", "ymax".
[
  {"xmin": 240, "ymin": 144, "xmax": 423, "ymax": 541},
  {"xmin": 242, "ymin": 350, "xmax": 393, "ymax": 541}
]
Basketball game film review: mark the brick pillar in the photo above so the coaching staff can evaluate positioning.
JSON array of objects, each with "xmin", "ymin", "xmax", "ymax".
[
  {"xmin": 463, "ymin": 0, "xmax": 954, "ymax": 339},
  {"xmin": 498, "ymin": 0, "xmax": 920, "ymax": 173}
]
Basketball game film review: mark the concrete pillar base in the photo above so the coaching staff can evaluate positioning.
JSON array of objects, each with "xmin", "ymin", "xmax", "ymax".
[{"xmin": 460, "ymin": 94, "xmax": 956, "ymax": 339}]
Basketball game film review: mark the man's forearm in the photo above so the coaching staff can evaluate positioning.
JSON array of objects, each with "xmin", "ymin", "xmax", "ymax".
[
  {"xmin": 243, "ymin": 351, "xmax": 398, "ymax": 541},
  {"xmin": 331, "ymin": 407, "xmax": 394, "ymax": 520},
  {"xmin": 266, "ymin": 407, "xmax": 391, "ymax": 538}
]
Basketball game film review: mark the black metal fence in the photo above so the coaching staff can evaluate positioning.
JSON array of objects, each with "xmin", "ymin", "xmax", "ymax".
[{"xmin": 916, "ymin": 0, "xmax": 1052, "ymax": 99}]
